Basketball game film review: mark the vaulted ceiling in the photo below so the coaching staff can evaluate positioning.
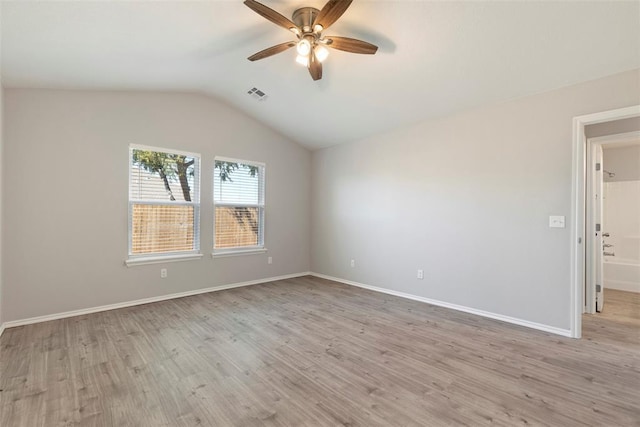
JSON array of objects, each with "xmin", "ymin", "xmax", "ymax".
[{"xmin": 2, "ymin": 1, "xmax": 639, "ymax": 149}]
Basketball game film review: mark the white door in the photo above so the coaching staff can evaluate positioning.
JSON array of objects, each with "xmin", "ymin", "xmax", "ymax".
[
  {"xmin": 586, "ymin": 140, "xmax": 604, "ymax": 314},
  {"xmin": 595, "ymin": 146, "xmax": 605, "ymax": 312}
]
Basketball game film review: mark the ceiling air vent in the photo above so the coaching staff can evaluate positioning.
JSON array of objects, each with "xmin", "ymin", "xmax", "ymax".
[{"xmin": 247, "ymin": 87, "xmax": 268, "ymax": 102}]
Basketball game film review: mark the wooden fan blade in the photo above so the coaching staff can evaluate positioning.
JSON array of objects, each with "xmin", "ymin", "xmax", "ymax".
[
  {"xmin": 244, "ymin": 0, "xmax": 297, "ymax": 32},
  {"xmin": 248, "ymin": 42, "xmax": 296, "ymax": 61},
  {"xmin": 308, "ymin": 50, "xmax": 322, "ymax": 80},
  {"xmin": 325, "ymin": 36, "xmax": 378, "ymax": 54},
  {"xmin": 314, "ymin": 0, "xmax": 353, "ymax": 30}
]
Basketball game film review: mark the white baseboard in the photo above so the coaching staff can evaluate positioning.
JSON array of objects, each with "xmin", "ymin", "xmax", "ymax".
[
  {"xmin": 310, "ymin": 272, "xmax": 573, "ymax": 338},
  {"xmin": 0, "ymin": 271, "xmax": 573, "ymax": 339},
  {"xmin": 0, "ymin": 272, "xmax": 312, "ymax": 334},
  {"xmin": 605, "ymin": 280, "xmax": 640, "ymax": 293}
]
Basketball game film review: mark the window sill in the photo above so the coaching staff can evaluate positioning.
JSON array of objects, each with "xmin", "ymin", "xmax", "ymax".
[
  {"xmin": 125, "ymin": 253, "xmax": 204, "ymax": 267},
  {"xmin": 212, "ymin": 248, "xmax": 268, "ymax": 259}
]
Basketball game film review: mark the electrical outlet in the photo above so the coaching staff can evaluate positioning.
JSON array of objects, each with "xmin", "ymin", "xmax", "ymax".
[
  {"xmin": 350, "ymin": 259, "xmax": 355, "ymax": 268},
  {"xmin": 417, "ymin": 269, "xmax": 424, "ymax": 280},
  {"xmin": 160, "ymin": 268, "xmax": 167, "ymax": 279},
  {"xmin": 268, "ymin": 256, "xmax": 273, "ymax": 265}
]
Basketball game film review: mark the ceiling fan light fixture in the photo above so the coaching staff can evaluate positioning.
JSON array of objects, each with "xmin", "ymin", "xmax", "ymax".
[
  {"xmin": 296, "ymin": 39, "xmax": 311, "ymax": 56},
  {"xmin": 315, "ymin": 45, "xmax": 329, "ymax": 62}
]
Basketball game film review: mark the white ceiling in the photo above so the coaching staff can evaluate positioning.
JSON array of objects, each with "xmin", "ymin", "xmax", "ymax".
[{"xmin": 2, "ymin": 0, "xmax": 639, "ymax": 150}]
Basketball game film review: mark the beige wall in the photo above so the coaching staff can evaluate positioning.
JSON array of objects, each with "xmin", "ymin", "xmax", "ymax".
[
  {"xmin": 603, "ymin": 145, "xmax": 640, "ymax": 182},
  {"xmin": 0, "ymin": 75, "xmax": 3, "ymax": 326},
  {"xmin": 3, "ymin": 70, "xmax": 639, "ymax": 331},
  {"xmin": 0, "ymin": 2, "xmax": 4, "ymax": 325},
  {"xmin": 586, "ymin": 116, "xmax": 640, "ymax": 182},
  {"xmin": 311, "ymin": 69, "xmax": 639, "ymax": 332},
  {"xmin": 2, "ymin": 89, "xmax": 311, "ymax": 322}
]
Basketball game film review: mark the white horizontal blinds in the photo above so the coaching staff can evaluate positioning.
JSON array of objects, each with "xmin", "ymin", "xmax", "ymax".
[
  {"xmin": 214, "ymin": 159, "xmax": 265, "ymax": 249},
  {"xmin": 129, "ymin": 146, "xmax": 200, "ymax": 256},
  {"xmin": 130, "ymin": 149, "xmax": 199, "ymax": 203}
]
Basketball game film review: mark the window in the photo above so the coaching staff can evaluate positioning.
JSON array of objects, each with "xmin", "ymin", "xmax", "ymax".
[
  {"xmin": 127, "ymin": 145, "xmax": 201, "ymax": 263},
  {"xmin": 213, "ymin": 157, "xmax": 265, "ymax": 254}
]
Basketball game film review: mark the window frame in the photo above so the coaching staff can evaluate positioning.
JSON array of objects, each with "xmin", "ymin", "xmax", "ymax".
[
  {"xmin": 126, "ymin": 144, "xmax": 203, "ymax": 266},
  {"xmin": 212, "ymin": 156, "xmax": 266, "ymax": 257}
]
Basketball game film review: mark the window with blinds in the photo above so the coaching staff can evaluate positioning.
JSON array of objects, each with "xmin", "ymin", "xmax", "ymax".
[
  {"xmin": 213, "ymin": 158, "xmax": 265, "ymax": 252},
  {"xmin": 129, "ymin": 145, "xmax": 200, "ymax": 257}
]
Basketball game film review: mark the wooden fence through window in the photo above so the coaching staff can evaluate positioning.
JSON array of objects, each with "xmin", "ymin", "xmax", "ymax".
[{"xmin": 131, "ymin": 205, "xmax": 259, "ymax": 254}]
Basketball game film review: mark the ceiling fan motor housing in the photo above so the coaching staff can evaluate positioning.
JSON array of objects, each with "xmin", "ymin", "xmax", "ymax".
[{"xmin": 292, "ymin": 7, "xmax": 320, "ymax": 33}]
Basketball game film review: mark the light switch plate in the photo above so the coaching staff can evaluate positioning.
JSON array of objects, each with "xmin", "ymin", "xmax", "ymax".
[{"xmin": 549, "ymin": 215, "xmax": 565, "ymax": 228}]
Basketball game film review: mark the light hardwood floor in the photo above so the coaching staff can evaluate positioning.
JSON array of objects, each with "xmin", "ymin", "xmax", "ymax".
[{"xmin": 1, "ymin": 276, "xmax": 638, "ymax": 426}]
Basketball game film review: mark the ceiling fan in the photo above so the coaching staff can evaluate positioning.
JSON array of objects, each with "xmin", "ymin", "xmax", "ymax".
[{"xmin": 244, "ymin": 0, "xmax": 378, "ymax": 81}]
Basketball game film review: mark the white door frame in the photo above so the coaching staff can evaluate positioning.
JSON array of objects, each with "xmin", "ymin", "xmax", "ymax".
[{"xmin": 571, "ymin": 105, "xmax": 640, "ymax": 338}]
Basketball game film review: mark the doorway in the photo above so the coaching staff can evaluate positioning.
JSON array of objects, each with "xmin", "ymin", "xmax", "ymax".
[
  {"xmin": 571, "ymin": 105, "xmax": 640, "ymax": 338},
  {"xmin": 585, "ymin": 132, "xmax": 640, "ymax": 314}
]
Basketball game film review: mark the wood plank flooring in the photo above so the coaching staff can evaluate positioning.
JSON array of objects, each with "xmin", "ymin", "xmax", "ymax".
[{"xmin": 1, "ymin": 276, "xmax": 638, "ymax": 426}]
